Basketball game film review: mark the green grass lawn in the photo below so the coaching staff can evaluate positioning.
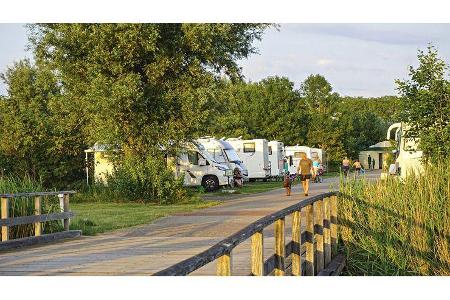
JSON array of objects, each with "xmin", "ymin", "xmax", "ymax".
[{"xmin": 69, "ymin": 200, "xmax": 219, "ymax": 236}]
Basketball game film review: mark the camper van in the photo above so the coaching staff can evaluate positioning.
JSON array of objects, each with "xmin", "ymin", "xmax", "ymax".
[
  {"xmin": 196, "ymin": 137, "xmax": 249, "ymax": 181},
  {"xmin": 85, "ymin": 142, "xmax": 230, "ymax": 192},
  {"xmin": 268, "ymin": 141, "xmax": 285, "ymax": 177},
  {"xmin": 310, "ymin": 148, "xmax": 327, "ymax": 170},
  {"xmin": 387, "ymin": 122, "xmax": 423, "ymax": 179},
  {"xmin": 226, "ymin": 138, "xmax": 270, "ymax": 180},
  {"xmin": 284, "ymin": 145, "xmax": 321, "ymax": 174}
]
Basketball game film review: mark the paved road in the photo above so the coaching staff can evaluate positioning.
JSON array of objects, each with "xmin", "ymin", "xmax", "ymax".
[{"xmin": 0, "ymin": 171, "xmax": 381, "ymax": 275}]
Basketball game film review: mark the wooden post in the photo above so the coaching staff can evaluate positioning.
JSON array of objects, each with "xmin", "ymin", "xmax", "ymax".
[
  {"xmin": 1, "ymin": 197, "xmax": 8, "ymax": 241},
  {"xmin": 34, "ymin": 196, "xmax": 41, "ymax": 236},
  {"xmin": 274, "ymin": 218, "xmax": 285, "ymax": 276},
  {"xmin": 314, "ymin": 200, "xmax": 324, "ymax": 274},
  {"xmin": 217, "ymin": 252, "xmax": 232, "ymax": 276},
  {"xmin": 304, "ymin": 205, "xmax": 314, "ymax": 275},
  {"xmin": 251, "ymin": 230, "xmax": 264, "ymax": 276},
  {"xmin": 63, "ymin": 194, "xmax": 70, "ymax": 231},
  {"xmin": 324, "ymin": 197, "xmax": 331, "ymax": 266},
  {"xmin": 331, "ymin": 195, "xmax": 338, "ymax": 257},
  {"xmin": 291, "ymin": 210, "xmax": 302, "ymax": 276}
]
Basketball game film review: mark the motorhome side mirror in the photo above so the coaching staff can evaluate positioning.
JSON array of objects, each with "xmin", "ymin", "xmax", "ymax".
[{"xmin": 198, "ymin": 158, "xmax": 207, "ymax": 166}]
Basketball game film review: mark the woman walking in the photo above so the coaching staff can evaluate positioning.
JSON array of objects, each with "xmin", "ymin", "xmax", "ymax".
[{"xmin": 297, "ymin": 152, "xmax": 313, "ymax": 196}]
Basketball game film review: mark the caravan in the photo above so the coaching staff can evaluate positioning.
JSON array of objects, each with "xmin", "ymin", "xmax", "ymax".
[
  {"xmin": 196, "ymin": 137, "xmax": 249, "ymax": 181},
  {"xmin": 387, "ymin": 122, "xmax": 423, "ymax": 179},
  {"xmin": 226, "ymin": 138, "xmax": 270, "ymax": 180},
  {"xmin": 284, "ymin": 145, "xmax": 326, "ymax": 174},
  {"xmin": 268, "ymin": 141, "xmax": 285, "ymax": 178}
]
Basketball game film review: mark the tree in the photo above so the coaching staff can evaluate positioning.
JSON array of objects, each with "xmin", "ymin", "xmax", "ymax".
[
  {"xmin": 29, "ymin": 24, "xmax": 271, "ymax": 158},
  {"xmin": 396, "ymin": 46, "xmax": 450, "ymax": 161}
]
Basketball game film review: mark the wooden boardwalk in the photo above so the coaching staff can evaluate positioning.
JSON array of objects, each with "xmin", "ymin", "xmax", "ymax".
[{"xmin": 0, "ymin": 171, "xmax": 381, "ymax": 275}]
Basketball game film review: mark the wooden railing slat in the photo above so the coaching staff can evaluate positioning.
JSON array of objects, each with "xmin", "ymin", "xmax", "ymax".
[
  {"xmin": 34, "ymin": 196, "xmax": 41, "ymax": 237},
  {"xmin": 0, "ymin": 212, "xmax": 75, "ymax": 227},
  {"xmin": 291, "ymin": 210, "xmax": 301, "ymax": 276},
  {"xmin": 314, "ymin": 200, "xmax": 324, "ymax": 274},
  {"xmin": 251, "ymin": 230, "xmax": 264, "ymax": 276},
  {"xmin": 331, "ymin": 195, "xmax": 338, "ymax": 257},
  {"xmin": 274, "ymin": 218, "xmax": 285, "ymax": 276},
  {"xmin": 324, "ymin": 197, "xmax": 331, "ymax": 265},
  {"xmin": 304, "ymin": 204, "xmax": 314, "ymax": 276},
  {"xmin": 1, "ymin": 197, "xmax": 8, "ymax": 241},
  {"xmin": 217, "ymin": 252, "xmax": 231, "ymax": 276}
]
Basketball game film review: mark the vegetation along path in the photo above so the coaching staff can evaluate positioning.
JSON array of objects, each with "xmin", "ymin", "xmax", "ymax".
[{"xmin": 0, "ymin": 171, "xmax": 381, "ymax": 275}]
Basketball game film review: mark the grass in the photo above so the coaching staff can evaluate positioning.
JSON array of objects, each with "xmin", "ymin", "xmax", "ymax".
[
  {"xmin": 69, "ymin": 199, "xmax": 219, "ymax": 235},
  {"xmin": 339, "ymin": 162, "xmax": 450, "ymax": 275}
]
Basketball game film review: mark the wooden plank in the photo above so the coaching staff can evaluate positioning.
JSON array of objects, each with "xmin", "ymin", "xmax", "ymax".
[
  {"xmin": 217, "ymin": 252, "xmax": 231, "ymax": 276},
  {"xmin": 291, "ymin": 210, "xmax": 301, "ymax": 276},
  {"xmin": 314, "ymin": 200, "xmax": 324, "ymax": 274},
  {"xmin": 331, "ymin": 195, "xmax": 338, "ymax": 257},
  {"xmin": 1, "ymin": 197, "xmax": 8, "ymax": 241},
  {"xmin": 274, "ymin": 218, "xmax": 285, "ymax": 276},
  {"xmin": 317, "ymin": 254, "xmax": 346, "ymax": 276},
  {"xmin": 262, "ymin": 241, "xmax": 293, "ymax": 276},
  {"xmin": 0, "ymin": 212, "xmax": 75, "ymax": 227},
  {"xmin": 0, "ymin": 191, "xmax": 76, "ymax": 198},
  {"xmin": 34, "ymin": 196, "xmax": 41, "ymax": 237},
  {"xmin": 324, "ymin": 197, "xmax": 331, "ymax": 266},
  {"xmin": 63, "ymin": 194, "xmax": 70, "ymax": 231},
  {"xmin": 0, "ymin": 230, "xmax": 82, "ymax": 251},
  {"xmin": 304, "ymin": 204, "xmax": 314, "ymax": 275},
  {"xmin": 250, "ymin": 230, "xmax": 264, "ymax": 276}
]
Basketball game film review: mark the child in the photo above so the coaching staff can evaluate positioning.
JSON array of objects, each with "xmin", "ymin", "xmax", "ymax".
[{"xmin": 283, "ymin": 172, "xmax": 292, "ymax": 196}]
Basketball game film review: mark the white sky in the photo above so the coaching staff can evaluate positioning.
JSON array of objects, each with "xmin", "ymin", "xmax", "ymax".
[{"xmin": 1, "ymin": 23, "xmax": 450, "ymax": 97}]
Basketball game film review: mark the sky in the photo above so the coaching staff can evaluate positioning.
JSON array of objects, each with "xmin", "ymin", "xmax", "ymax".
[{"xmin": 1, "ymin": 23, "xmax": 449, "ymax": 97}]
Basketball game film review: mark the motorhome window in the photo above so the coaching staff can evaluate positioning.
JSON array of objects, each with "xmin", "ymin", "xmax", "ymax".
[
  {"xmin": 209, "ymin": 149, "xmax": 226, "ymax": 163},
  {"xmin": 289, "ymin": 156, "xmax": 293, "ymax": 166},
  {"xmin": 243, "ymin": 142, "xmax": 255, "ymax": 153},
  {"xmin": 224, "ymin": 149, "xmax": 242, "ymax": 163},
  {"xmin": 187, "ymin": 151, "xmax": 199, "ymax": 165},
  {"xmin": 268, "ymin": 146, "xmax": 272, "ymax": 155},
  {"xmin": 294, "ymin": 152, "xmax": 304, "ymax": 158}
]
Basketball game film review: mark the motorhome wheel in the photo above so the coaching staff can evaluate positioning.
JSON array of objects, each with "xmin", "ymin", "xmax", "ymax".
[{"xmin": 202, "ymin": 175, "xmax": 219, "ymax": 192}]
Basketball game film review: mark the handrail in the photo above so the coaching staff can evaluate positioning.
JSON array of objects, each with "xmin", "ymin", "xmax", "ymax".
[
  {"xmin": 0, "ymin": 191, "xmax": 76, "ymax": 198},
  {"xmin": 153, "ymin": 191, "xmax": 340, "ymax": 276},
  {"xmin": 1, "ymin": 191, "xmax": 76, "ymax": 243}
]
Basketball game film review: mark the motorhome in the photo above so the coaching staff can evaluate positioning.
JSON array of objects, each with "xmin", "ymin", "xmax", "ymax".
[
  {"xmin": 226, "ymin": 138, "xmax": 270, "ymax": 180},
  {"xmin": 85, "ymin": 142, "xmax": 230, "ymax": 192},
  {"xmin": 268, "ymin": 141, "xmax": 285, "ymax": 177},
  {"xmin": 386, "ymin": 122, "xmax": 423, "ymax": 179},
  {"xmin": 196, "ymin": 137, "xmax": 249, "ymax": 181},
  {"xmin": 284, "ymin": 145, "xmax": 326, "ymax": 174}
]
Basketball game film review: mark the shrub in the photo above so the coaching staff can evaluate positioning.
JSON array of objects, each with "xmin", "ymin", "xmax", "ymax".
[
  {"xmin": 339, "ymin": 162, "xmax": 450, "ymax": 275},
  {"xmin": 106, "ymin": 155, "xmax": 189, "ymax": 204}
]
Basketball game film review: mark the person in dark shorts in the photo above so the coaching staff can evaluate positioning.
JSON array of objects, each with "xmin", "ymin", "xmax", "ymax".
[
  {"xmin": 342, "ymin": 157, "xmax": 350, "ymax": 176},
  {"xmin": 297, "ymin": 152, "xmax": 313, "ymax": 196}
]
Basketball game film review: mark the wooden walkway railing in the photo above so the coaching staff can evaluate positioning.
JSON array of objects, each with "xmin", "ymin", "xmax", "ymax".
[
  {"xmin": 154, "ymin": 191, "xmax": 344, "ymax": 276},
  {"xmin": 0, "ymin": 191, "xmax": 80, "ymax": 250}
]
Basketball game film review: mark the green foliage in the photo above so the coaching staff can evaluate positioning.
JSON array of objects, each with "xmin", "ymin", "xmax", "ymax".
[
  {"xmin": 339, "ymin": 162, "xmax": 450, "ymax": 275},
  {"xmin": 106, "ymin": 155, "xmax": 189, "ymax": 204},
  {"xmin": 396, "ymin": 45, "xmax": 450, "ymax": 161}
]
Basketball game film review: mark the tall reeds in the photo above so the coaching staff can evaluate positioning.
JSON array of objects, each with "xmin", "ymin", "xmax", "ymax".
[
  {"xmin": 339, "ymin": 162, "xmax": 450, "ymax": 275},
  {"xmin": 0, "ymin": 176, "xmax": 62, "ymax": 240}
]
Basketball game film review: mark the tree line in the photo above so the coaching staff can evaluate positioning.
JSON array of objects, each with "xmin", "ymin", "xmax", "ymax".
[{"xmin": 0, "ymin": 24, "xmax": 448, "ymax": 192}]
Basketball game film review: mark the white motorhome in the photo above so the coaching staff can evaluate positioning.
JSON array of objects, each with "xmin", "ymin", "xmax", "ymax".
[
  {"xmin": 85, "ymin": 142, "xmax": 230, "ymax": 192},
  {"xmin": 284, "ymin": 145, "xmax": 326, "ymax": 174},
  {"xmin": 226, "ymin": 138, "xmax": 270, "ymax": 180},
  {"xmin": 268, "ymin": 141, "xmax": 285, "ymax": 177},
  {"xmin": 386, "ymin": 122, "xmax": 423, "ymax": 179},
  {"xmin": 196, "ymin": 137, "xmax": 249, "ymax": 181}
]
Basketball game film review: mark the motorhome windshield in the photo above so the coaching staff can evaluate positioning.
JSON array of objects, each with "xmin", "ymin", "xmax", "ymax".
[{"xmin": 224, "ymin": 149, "xmax": 242, "ymax": 163}]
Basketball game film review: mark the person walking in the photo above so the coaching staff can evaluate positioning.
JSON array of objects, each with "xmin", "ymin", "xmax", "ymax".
[
  {"xmin": 353, "ymin": 159, "xmax": 362, "ymax": 178},
  {"xmin": 368, "ymin": 155, "xmax": 372, "ymax": 170},
  {"xmin": 312, "ymin": 158, "xmax": 321, "ymax": 183},
  {"xmin": 342, "ymin": 157, "xmax": 350, "ymax": 177},
  {"xmin": 283, "ymin": 172, "xmax": 292, "ymax": 196},
  {"xmin": 297, "ymin": 152, "xmax": 313, "ymax": 196}
]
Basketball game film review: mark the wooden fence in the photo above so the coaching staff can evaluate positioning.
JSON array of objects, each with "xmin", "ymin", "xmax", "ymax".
[
  {"xmin": 0, "ymin": 191, "xmax": 80, "ymax": 250},
  {"xmin": 154, "ymin": 191, "xmax": 345, "ymax": 276}
]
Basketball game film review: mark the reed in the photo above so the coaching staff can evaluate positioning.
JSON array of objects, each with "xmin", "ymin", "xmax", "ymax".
[
  {"xmin": 0, "ymin": 176, "xmax": 62, "ymax": 240},
  {"xmin": 339, "ymin": 162, "xmax": 450, "ymax": 275}
]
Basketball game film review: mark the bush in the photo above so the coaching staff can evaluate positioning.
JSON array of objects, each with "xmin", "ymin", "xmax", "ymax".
[
  {"xmin": 339, "ymin": 162, "xmax": 450, "ymax": 275},
  {"xmin": 106, "ymin": 155, "xmax": 189, "ymax": 204}
]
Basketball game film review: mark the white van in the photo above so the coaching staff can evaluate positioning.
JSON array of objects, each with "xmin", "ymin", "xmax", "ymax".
[
  {"xmin": 386, "ymin": 122, "xmax": 423, "ymax": 179},
  {"xmin": 196, "ymin": 137, "xmax": 249, "ymax": 181},
  {"xmin": 226, "ymin": 138, "xmax": 270, "ymax": 180},
  {"xmin": 268, "ymin": 141, "xmax": 285, "ymax": 177},
  {"xmin": 172, "ymin": 141, "xmax": 231, "ymax": 192}
]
